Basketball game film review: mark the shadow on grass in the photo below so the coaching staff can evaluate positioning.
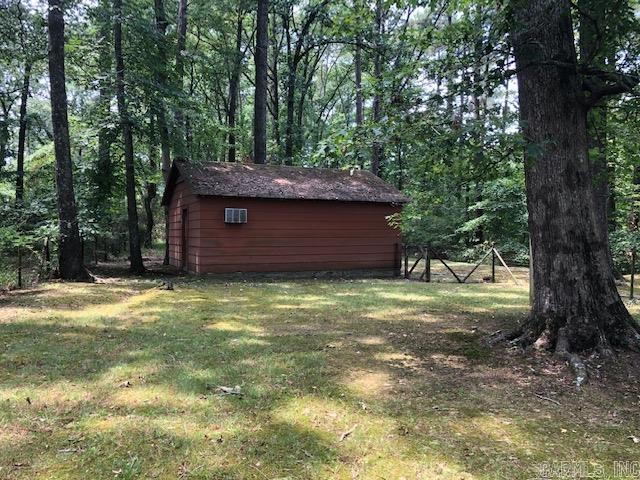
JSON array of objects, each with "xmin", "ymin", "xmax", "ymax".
[{"xmin": 0, "ymin": 279, "xmax": 636, "ymax": 479}]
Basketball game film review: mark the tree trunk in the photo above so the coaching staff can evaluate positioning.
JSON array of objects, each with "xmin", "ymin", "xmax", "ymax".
[
  {"xmin": 354, "ymin": 37, "xmax": 364, "ymax": 168},
  {"xmin": 510, "ymin": 0, "xmax": 639, "ymax": 372},
  {"xmin": 0, "ymin": 101, "xmax": 9, "ymax": 172},
  {"xmin": 144, "ymin": 112, "xmax": 157, "ymax": 248},
  {"xmin": 355, "ymin": 38, "xmax": 363, "ymax": 128},
  {"xmin": 96, "ymin": 0, "xmax": 115, "ymax": 207},
  {"xmin": 227, "ymin": 10, "xmax": 243, "ymax": 163},
  {"xmin": 114, "ymin": 0, "xmax": 145, "ymax": 274},
  {"xmin": 371, "ymin": 0, "xmax": 384, "ymax": 177},
  {"xmin": 253, "ymin": 0, "xmax": 268, "ymax": 164},
  {"xmin": 173, "ymin": 0, "xmax": 188, "ymax": 157},
  {"xmin": 284, "ymin": 62, "xmax": 295, "ymax": 165},
  {"xmin": 579, "ymin": 0, "xmax": 611, "ymax": 238},
  {"xmin": 15, "ymin": 61, "xmax": 31, "ymax": 205},
  {"xmin": 47, "ymin": 0, "xmax": 88, "ymax": 280},
  {"xmin": 153, "ymin": 0, "xmax": 172, "ymax": 265},
  {"xmin": 269, "ymin": 13, "xmax": 281, "ymax": 153}
]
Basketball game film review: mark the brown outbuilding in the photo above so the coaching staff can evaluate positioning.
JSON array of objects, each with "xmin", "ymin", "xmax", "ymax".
[{"xmin": 161, "ymin": 159, "xmax": 409, "ymax": 274}]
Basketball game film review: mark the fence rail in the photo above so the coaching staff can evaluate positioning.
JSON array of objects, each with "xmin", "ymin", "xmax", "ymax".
[{"xmin": 401, "ymin": 244, "xmax": 519, "ymax": 284}]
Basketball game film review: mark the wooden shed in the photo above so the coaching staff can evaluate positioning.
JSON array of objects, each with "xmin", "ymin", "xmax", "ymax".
[{"xmin": 161, "ymin": 159, "xmax": 409, "ymax": 274}]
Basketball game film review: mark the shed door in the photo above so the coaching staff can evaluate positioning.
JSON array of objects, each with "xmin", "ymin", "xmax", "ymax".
[{"xmin": 181, "ymin": 208, "xmax": 188, "ymax": 270}]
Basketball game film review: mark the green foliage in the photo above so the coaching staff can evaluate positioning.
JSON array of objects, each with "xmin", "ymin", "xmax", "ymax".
[{"xmin": 1, "ymin": 0, "xmax": 639, "ymax": 287}]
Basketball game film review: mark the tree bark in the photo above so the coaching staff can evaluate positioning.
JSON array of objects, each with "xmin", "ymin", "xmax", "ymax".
[
  {"xmin": 153, "ymin": 0, "xmax": 172, "ymax": 265},
  {"xmin": 355, "ymin": 37, "xmax": 363, "ymax": 128},
  {"xmin": 173, "ymin": 0, "xmax": 188, "ymax": 158},
  {"xmin": 15, "ymin": 61, "xmax": 30, "ymax": 205},
  {"xmin": 579, "ymin": 0, "xmax": 612, "ymax": 238},
  {"xmin": 114, "ymin": 0, "xmax": 145, "ymax": 274},
  {"xmin": 371, "ymin": 0, "xmax": 384, "ymax": 177},
  {"xmin": 510, "ymin": 0, "xmax": 639, "ymax": 373},
  {"xmin": 47, "ymin": 0, "xmax": 88, "ymax": 280},
  {"xmin": 96, "ymin": 0, "xmax": 115, "ymax": 208},
  {"xmin": 144, "ymin": 112, "xmax": 157, "ymax": 248},
  {"xmin": 0, "ymin": 99, "xmax": 10, "ymax": 173},
  {"xmin": 253, "ymin": 0, "xmax": 268, "ymax": 164},
  {"xmin": 227, "ymin": 10, "xmax": 243, "ymax": 163},
  {"xmin": 284, "ymin": 54, "xmax": 295, "ymax": 164},
  {"xmin": 153, "ymin": 0, "xmax": 171, "ymax": 176},
  {"xmin": 269, "ymin": 13, "xmax": 281, "ymax": 153}
]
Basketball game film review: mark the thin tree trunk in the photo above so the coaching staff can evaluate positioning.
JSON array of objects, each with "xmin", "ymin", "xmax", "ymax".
[
  {"xmin": 153, "ymin": 0, "xmax": 171, "ymax": 176},
  {"xmin": 269, "ymin": 13, "xmax": 281, "ymax": 153},
  {"xmin": 510, "ymin": 0, "xmax": 639, "ymax": 368},
  {"xmin": 579, "ymin": 0, "xmax": 610, "ymax": 240},
  {"xmin": 144, "ymin": 112, "xmax": 157, "ymax": 248},
  {"xmin": 0, "ymin": 101, "xmax": 9, "ymax": 173},
  {"xmin": 354, "ymin": 37, "xmax": 364, "ymax": 168},
  {"xmin": 284, "ymin": 63, "xmax": 295, "ymax": 165},
  {"xmin": 15, "ymin": 61, "xmax": 31, "ymax": 205},
  {"xmin": 228, "ymin": 10, "xmax": 243, "ymax": 163},
  {"xmin": 253, "ymin": 0, "xmax": 268, "ymax": 164},
  {"xmin": 472, "ymin": 29, "xmax": 485, "ymax": 244},
  {"xmin": 355, "ymin": 37, "xmax": 363, "ymax": 128},
  {"xmin": 154, "ymin": 0, "xmax": 172, "ymax": 265},
  {"xmin": 173, "ymin": 0, "xmax": 188, "ymax": 157},
  {"xmin": 96, "ymin": 1, "xmax": 114, "ymax": 206},
  {"xmin": 47, "ymin": 0, "xmax": 87, "ymax": 280},
  {"xmin": 114, "ymin": 0, "xmax": 145, "ymax": 274},
  {"xmin": 371, "ymin": 0, "xmax": 384, "ymax": 176}
]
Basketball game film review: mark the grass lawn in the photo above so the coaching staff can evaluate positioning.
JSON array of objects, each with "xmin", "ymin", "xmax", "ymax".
[{"xmin": 1, "ymin": 269, "xmax": 639, "ymax": 479}]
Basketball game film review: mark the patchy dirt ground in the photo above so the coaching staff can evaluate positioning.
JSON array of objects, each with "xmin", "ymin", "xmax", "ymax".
[{"xmin": 0, "ymin": 262, "xmax": 639, "ymax": 479}]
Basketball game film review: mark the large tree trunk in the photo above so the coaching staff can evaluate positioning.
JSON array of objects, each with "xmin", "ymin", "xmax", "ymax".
[
  {"xmin": 510, "ymin": 0, "xmax": 639, "ymax": 381},
  {"xmin": 227, "ymin": 10, "xmax": 243, "ymax": 163},
  {"xmin": 253, "ymin": 0, "xmax": 268, "ymax": 164},
  {"xmin": 153, "ymin": 0, "xmax": 172, "ymax": 266},
  {"xmin": 47, "ymin": 0, "xmax": 88, "ymax": 280},
  {"xmin": 15, "ymin": 61, "xmax": 30, "ymax": 205},
  {"xmin": 114, "ymin": 0, "xmax": 145, "ymax": 274},
  {"xmin": 173, "ymin": 0, "xmax": 188, "ymax": 158}
]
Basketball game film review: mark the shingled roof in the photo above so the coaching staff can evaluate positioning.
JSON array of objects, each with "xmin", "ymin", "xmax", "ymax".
[{"xmin": 161, "ymin": 160, "xmax": 410, "ymax": 205}]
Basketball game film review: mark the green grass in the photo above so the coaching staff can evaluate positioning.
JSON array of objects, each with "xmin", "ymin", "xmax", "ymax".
[{"xmin": 0, "ymin": 277, "xmax": 639, "ymax": 479}]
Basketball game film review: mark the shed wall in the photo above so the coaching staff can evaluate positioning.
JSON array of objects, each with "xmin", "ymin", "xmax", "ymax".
[
  {"xmin": 167, "ymin": 179, "xmax": 200, "ymax": 272},
  {"xmin": 168, "ymin": 193, "xmax": 401, "ymax": 274}
]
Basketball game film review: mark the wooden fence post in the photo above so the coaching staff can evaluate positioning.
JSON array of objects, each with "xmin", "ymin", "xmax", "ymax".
[
  {"xmin": 423, "ymin": 247, "xmax": 428, "ymax": 282},
  {"xmin": 491, "ymin": 248, "xmax": 496, "ymax": 283}
]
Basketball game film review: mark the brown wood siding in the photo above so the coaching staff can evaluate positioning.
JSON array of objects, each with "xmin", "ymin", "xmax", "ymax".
[
  {"xmin": 167, "ymin": 178, "xmax": 200, "ymax": 272},
  {"xmin": 167, "ymin": 173, "xmax": 403, "ymax": 274},
  {"xmin": 193, "ymin": 196, "xmax": 401, "ymax": 273}
]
